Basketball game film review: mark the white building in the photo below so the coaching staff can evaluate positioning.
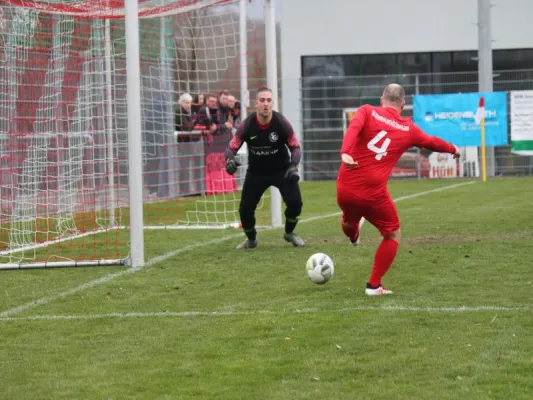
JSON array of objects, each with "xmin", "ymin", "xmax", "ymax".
[{"xmin": 279, "ymin": 0, "xmax": 533, "ymax": 179}]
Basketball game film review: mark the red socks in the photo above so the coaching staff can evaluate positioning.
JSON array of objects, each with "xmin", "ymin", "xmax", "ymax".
[
  {"xmin": 368, "ymin": 238, "xmax": 399, "ymax": 287},
  {"xmin": 341, "ymin": 219, "xmax": 360, "ymax": 242}
]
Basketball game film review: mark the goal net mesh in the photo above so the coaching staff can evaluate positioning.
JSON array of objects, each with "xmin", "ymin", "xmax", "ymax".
[{"xmin": 0, "ymin": 0, "xmax": 270, "ymax": 266}]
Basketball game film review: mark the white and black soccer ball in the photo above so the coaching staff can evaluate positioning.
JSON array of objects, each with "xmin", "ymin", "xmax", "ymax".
[{"xmin": 306, "ymin": 253, "xmax": 334, "ymax": 284}]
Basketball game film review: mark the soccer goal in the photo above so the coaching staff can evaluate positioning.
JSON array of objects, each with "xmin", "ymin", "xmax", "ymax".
[{"xmin": 0, "ymin": 0, "xmax": 282, "ymax": 269}]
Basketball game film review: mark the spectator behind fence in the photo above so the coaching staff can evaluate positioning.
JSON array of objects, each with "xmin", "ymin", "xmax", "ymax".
[
  {"xmin": 192, "ymin": 93, "xmax": 205, "ymax": 115},
  {"xmin": 232, "ymin": 101, "xmax": 242, "ymax": 131},
  {"xmin": 198, "ymin": 90, "xmax": 237, "ymax": 195},
  {"xmin": 173, "ymin": 92, "xmax": 205, "ymax": 197},
  {"xmin": 228, "ymin": 94, "xmax": 236, "ymax": 112},
  {"xmin": 175, "ymin": 92, "xmax": 198, "ymax": 142},
  {"xmin": 228, "ymin": 94, "xmax": 239, "ymax": 130},
  {"xmin": 196, "ymin": 94, "xmax": 219, "ymax": 136},
  {"xmin": 217, "ymin": 90, "xmax": 233, "ymax": 132}
]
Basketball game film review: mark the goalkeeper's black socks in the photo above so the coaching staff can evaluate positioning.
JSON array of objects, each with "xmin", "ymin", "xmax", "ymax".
[
  {"xmin": 244, "ymin": 228, "xmax": 257, "ymax": 241},
  {"xmin": 285, "ymin": 218, "xmax": 298, "ymax": 234}
]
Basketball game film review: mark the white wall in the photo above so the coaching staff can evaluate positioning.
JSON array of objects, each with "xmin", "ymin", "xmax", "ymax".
[{"xmin": 279, "ymin": 0, "xmax": 533, "ymax": 165}]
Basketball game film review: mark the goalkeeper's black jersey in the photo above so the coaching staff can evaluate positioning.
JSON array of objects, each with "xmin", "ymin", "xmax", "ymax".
[{"xmin": 225, "ymin": 111, "xmax": 301, "ymax": 175}]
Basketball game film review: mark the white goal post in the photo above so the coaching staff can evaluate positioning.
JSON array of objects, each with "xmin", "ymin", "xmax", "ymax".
[{"xmin": 0, "ymin": 0, "xmax": 281, "ymax": 269}]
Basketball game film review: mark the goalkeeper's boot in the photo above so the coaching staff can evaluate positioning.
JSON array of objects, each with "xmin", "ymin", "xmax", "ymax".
[
  {"xmin": 283, "ymin": 232, "xmax": 305, "ymax": 247},
  {"xmin": 236, "ymin": 239, "xmax": 257, "ymax": 249},
  {"xmin": 365, "ymin": 284, "xmax": 393, "ymax": 296}
]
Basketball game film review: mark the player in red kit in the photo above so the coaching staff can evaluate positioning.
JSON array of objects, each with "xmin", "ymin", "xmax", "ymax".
[{"xmin": 337, "ymin": 84, "xmax": 461, "ymax": 296}]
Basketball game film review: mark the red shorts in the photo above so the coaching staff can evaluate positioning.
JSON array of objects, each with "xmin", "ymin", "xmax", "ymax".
[{"xmin": 337, "ymin": 188, "xmax": 400, "ymax": 236}]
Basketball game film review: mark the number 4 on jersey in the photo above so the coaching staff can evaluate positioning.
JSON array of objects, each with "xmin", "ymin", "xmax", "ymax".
[{"xmin": 367, "ymin": 130, "xmax": 391, "ymax": 160}]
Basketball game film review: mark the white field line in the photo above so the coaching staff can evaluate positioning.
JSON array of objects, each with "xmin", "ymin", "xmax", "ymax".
[
  {"xmin": 0, "ymin": 304, "xmax": 530, "ymax": 322},
  {"xmin": 0, "ymin": 181, "xmax": 476, "ymax": 318}
]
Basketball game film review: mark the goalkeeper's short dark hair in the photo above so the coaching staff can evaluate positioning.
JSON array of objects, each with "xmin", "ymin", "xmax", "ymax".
[{"xmin": 255, "ymin": 85, "xmax": 272, "ymax": 98}]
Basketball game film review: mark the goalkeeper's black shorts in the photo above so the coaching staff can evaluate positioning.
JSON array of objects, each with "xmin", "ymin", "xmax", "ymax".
[{"xmin": 240, "ymin": 169, "xmax": 302, "ymax": 210}]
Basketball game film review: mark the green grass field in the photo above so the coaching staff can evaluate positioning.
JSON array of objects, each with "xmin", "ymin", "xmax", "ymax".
[{"xmin": 1, "ymin": 177, "xmax": 533, "ymax": 400}]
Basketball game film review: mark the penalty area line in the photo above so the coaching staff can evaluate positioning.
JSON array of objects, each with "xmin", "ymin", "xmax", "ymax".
[
  {"xmin": 0, "ymin": 303, "xmax": 530, "ymax": 322},
  {"xmin": 0, "ymin": 180, "xmax": 476, "ymax": 318}
]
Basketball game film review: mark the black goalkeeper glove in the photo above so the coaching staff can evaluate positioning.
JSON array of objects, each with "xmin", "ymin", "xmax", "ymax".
[
  {"xmin": 226, "ymin": 158, "xmax": 241, "ymax": 175},
  {"xmin": 284, "ymin": 164, "xmax": 300, "ymax": 182}
]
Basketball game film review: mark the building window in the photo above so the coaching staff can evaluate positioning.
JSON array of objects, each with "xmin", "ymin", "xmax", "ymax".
[{"xmin": 494, "ymin": 48, "xmax": 533, "ymax": 70}]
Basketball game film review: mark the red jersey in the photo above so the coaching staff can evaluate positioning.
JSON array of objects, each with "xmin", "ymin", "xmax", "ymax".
[{"xmin": 337, "ymin": 105, "xmax": 456, "ymax": 199}]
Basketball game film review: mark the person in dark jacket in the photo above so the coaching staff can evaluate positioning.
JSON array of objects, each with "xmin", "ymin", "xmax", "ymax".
[
  {"xmin": 175, "ymin": 93, "xmax": 198, "ymax": 143},
  {"xmin": 191, "ymin": 93, "xmax": 205, "ymax": 115}
]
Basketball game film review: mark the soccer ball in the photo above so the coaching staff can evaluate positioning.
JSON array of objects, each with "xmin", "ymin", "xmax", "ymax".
[{"xmin": 306, "ymin": 253, "xmax": 334, "ymax": 284}]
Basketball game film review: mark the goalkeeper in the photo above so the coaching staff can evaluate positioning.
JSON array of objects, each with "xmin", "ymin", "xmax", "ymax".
[{"xmin": 224, "ymin": 86, "xmax": 304, "ymax": 249}]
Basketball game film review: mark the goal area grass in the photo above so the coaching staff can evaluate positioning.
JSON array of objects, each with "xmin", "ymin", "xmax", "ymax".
[{"xmin": 1, "ymin": 177, "xmax": 533, "ymax": 400}]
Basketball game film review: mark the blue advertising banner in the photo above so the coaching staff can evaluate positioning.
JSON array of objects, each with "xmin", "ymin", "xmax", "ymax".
[{"xmin": 413, "ymin": 92, "xmax": 508, "ymax": 146}]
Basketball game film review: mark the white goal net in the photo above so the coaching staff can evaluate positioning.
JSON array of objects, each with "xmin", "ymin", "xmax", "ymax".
[{"xmin": 0, "ymin": 0, "xmax": 274, "ymax": 268}]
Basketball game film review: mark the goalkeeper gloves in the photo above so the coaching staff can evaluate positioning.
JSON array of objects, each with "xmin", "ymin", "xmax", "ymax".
[
  {"xmin": 284, "ymin": 164, "xmax": 300, "ymax": 182},
  {"xmin": 225, "ymin": 158, "xmax": 241, "ymax": 175}
]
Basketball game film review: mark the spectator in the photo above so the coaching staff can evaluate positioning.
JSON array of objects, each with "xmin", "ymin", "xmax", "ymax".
[
  {"xmin": 175, "ymin": 92, "xmax": 197, "ymax": 142},
  {"xmin": 228, "ymin": 94, "xmax": 236, "ymax": 111},
  {"xmin": 227, "ymin": 94, "xmax": 238, "ymax": 130},
  {"xmin": 192, "ymin": 93, "xmax": 205, "ymax": 115},
  {"xmin": 200, "ymin": 90, "xmax": 237, "ymax": 195},
  {"xmin": 175, "ymin": 93, "xmax": 204, "ymax": 197},
  {"xmin": 217, "ymin": 90, "xmax": 234, "ymax": 136},
  {"xmin": 219, "ymin": 90, "xmax": 230, "ymax": 115},
  {"xmin": 232, "ymin": 101, "xmax": 242, "ymax": 130},
  {"xmin": 196, "ymin": 94, "xmax": 219, "ymax": 135}
]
